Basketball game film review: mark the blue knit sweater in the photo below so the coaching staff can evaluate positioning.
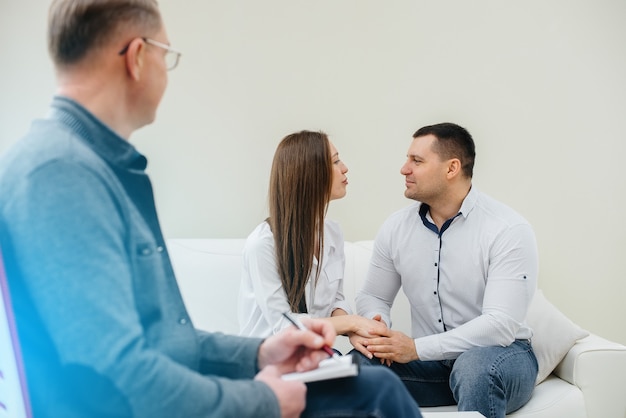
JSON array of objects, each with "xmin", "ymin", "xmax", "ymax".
[{"xmin": 0, "ymin": 96, "xmax": 277, "ymax": 417}]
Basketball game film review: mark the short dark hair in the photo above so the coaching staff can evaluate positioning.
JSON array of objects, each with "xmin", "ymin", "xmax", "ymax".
[
  {"xmin": 413, "ymin": 122, "xmax": 476, "ymax": 178},
  {"xmin": 48, "ymin": 0, "xmax": 161, "ymax": 67}
]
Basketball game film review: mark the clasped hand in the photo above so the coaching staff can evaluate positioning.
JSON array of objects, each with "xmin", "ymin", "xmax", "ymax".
[{"xmin": 349, "ymin": 315, "xmax": 419, "ymax": 365}]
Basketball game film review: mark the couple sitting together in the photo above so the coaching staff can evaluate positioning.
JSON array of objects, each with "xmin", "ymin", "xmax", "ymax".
[
  {"xmin": 239, "ymin": 124, "xmax": 539, "ymax": 418},
  {"xmin": 0, "ymin": 1, "xmax": 538, "ymax": 417}
]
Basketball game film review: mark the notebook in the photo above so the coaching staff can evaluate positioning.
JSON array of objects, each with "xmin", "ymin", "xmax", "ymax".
[
  {"xmin": 0, "ymin": 250, "xmax": 32, "ymax": 418},
  {"xmin": 281, "ymin": 353, "xmax": 359, "ymax": 383}
]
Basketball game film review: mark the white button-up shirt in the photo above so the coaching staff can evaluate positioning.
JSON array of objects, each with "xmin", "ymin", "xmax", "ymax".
[
  {"xmin": 356, "ymin": 187, "xmax": 538, "ymax": 361},
  {"xmin": 238, "ymin": 219, "xmax": 352, "ymax": 338}
]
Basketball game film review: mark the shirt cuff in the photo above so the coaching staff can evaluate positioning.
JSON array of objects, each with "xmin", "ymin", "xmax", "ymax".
[
  {"xmin": 332, "ymin": 300, "xmax": 353, "ymax": 315},
  {"xmin": 414, "ymin": 334, "xmax": 444, "ymax": 361}
]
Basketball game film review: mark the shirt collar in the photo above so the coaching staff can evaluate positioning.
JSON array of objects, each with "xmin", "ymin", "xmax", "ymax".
[
  {"xmin": 458, "ymin": 185, "xmax": 478, "ymax": 219},
  {"xmin": 418, "ymin": 185, "xmax": 478, "ymax": 218},
  {"xmin": 47, "ymin": 95, "xmax": 148, "ymax": 171},
  {"xmin": 417, "ymin": 186, "xmax": 478, "ymax": 234}
]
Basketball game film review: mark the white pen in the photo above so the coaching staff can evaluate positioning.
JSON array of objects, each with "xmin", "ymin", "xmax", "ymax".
[{"xmin": 282, "ymin": 311, "xmax": 341, "ymax": 360}]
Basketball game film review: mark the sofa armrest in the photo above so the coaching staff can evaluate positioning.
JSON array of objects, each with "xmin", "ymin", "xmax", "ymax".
[{"xmin": 553, "ymin": 333, "xmax": 626, "ymax": 418}]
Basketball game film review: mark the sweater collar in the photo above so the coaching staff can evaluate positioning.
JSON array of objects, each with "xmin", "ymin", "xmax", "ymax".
[{"xmin": 47, "ymin": 96, "xmax": 148, "ymax": 171}]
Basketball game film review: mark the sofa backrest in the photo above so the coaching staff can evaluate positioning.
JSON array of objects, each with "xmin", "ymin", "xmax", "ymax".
[
  {"xmin": 0, "ymin": 249, "xmax": 32, "ymax": 418},
  {"xmin": 167, "ymin": 239, "xmax": 413, "ymax": 341},
  {"xmin": 167, "ymin": 239, "xmax": 246, "ymax": 335}
]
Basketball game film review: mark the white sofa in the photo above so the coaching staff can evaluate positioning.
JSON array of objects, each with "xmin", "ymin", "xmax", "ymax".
[{"xmin": 167, "ymin": 238, "xmax": 626, "ymax": 418}]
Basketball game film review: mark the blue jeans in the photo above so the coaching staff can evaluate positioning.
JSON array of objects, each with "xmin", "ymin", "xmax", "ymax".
[
  {"xmin": 352, "ymin": 340, "xmax": 537, "ymax": 418},
  {"xmin": 304, "ymin": 366, "xmax": 423, "ymax": 418}
]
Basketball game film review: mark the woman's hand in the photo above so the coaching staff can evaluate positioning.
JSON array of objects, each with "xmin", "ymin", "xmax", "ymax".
[{"xmin": 347, "ymin": 314, "xmax": 392, "ymax": 364}]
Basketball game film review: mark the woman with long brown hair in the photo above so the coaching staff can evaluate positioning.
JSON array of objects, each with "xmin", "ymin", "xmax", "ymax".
[{"xmin": 238, "ymin": 130, "xmax": 386, "ymax": 351}]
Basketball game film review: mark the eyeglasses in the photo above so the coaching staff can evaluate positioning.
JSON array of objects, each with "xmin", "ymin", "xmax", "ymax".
[{"xmin": 118, "ymin": 37, "xmax": 182, "ymax": 71}]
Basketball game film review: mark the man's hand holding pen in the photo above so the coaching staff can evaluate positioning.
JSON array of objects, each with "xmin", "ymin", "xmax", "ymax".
[
  {"xmin": 255, "ymin": 317, "xmax": 337, "ymax": 418},
  {"xmin": 257, "ymin": 316, "xmax": 337, "ymax": 374}
]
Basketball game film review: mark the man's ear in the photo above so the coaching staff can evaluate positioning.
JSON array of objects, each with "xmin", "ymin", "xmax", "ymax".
[
  {"xmin": 123, "ymin": 38, "xmax": 145, "ymax": 81},
  {"xmin": 446, "ymin": 158, "xmax": 462, "ymax": 179}
]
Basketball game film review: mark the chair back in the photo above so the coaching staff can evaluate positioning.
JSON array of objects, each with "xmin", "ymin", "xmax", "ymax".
[{"xmin": 0, "ymin": 248, "xmax": 32, "ymax": 418}]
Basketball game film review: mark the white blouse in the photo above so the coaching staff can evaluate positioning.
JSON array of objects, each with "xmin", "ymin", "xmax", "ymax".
[{"xmin": 238, "ymin": 219, "xmax": 352, "ymax": 338}]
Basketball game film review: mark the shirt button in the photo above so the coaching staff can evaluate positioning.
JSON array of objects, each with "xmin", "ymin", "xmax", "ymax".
[
  {"xmin": 141, "ymin": 248, "xmax": 151, "ymax": 255},
  {"xmin": 156, "ymin": 246, "xmax": 164, "ymax": 252},
  {"xmin": 438, "ymin": 319, "xmax": 442, "ymax": 323},
  {"xmin": 179, "ymin": 318, "xmax": 188, "ymax": 325},
  {"xmin": 434, "ymin": 262, "xmax": 438, "ymax": 266},
  {"xmin": 433, "ymin": 291, "xmax": 437, "ymax": 295}
]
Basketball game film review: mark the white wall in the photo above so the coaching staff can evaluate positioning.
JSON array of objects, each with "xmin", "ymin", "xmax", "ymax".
[{"xmin": 1, "ymin": 1, "xmax": 625, "ymax": 346}]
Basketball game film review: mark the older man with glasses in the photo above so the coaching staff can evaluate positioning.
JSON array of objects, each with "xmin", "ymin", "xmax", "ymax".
[
  {"xmin": 0, "ymin": 1, "xmax": 423, "ymax": 418},
  {"xmin": 118, "ymin": 37, "xmax": 182, "ymax": 71}
]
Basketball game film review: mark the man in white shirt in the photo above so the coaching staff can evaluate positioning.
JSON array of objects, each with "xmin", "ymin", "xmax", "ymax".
[{"xmin": 354, "ymin": 122, "xmax": 538, "ymax": 418}]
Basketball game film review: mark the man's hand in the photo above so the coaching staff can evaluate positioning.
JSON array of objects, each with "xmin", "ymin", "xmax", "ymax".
[
  {"xmin": 256, "ymin": 318, "xmax": 337, "ymax": 416},
  {"xmin": 258, "ymin": 317, "xmax": 335, "ymax": 374},
  {"xmin": 362, "ymin": 329, "xmax": 419, "ymax": 364},
  {"xmin": 255, "ymin": 365, "xmax": 306, "ymax": 418}
]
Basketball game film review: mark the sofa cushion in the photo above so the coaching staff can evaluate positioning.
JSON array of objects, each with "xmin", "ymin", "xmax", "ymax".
[
  {"xmin": 527, "ymin": 290, "xmax": 589, "ymax": 384},
  {"xmin": 420, "ymin": 375, "xmax": 587, "ymax": 418}
]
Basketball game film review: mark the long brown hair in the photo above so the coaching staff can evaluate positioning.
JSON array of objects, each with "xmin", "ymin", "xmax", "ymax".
[{"xmin": 268, "ymin": 131, "xmax": 333, "ymax": 313}]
